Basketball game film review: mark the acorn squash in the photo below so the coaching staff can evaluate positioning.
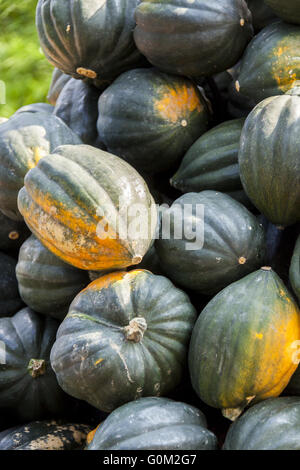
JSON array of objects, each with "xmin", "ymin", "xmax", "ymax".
[
  {"xmin": 16, "ymin": 235, "xmax": 89, "ymax": 320},
  {"xmin": 239, "ymin": 92, "xmax": 300, "ymax": 227},
  {"xmin": 50, "ymin": 270, "xmax": 196, "ymax": 412},
  {"xmin": 0, "ymin": 212, "xmax": 30, "ymax": 253},
  {"xmin": 290, "ymin": 234, "xmax": 300, "ymax": 303},
  {"xmin": 155, "ymin": 191, "xmax": 266, "ymax": 295},
  {"xmin": 265, "ymin": 0, "xmax": 300, "ymax": 25},
  {"xmin": 97, "ymin": 68, "xmax": 211, "ymax": 174},
  {"xmin": 36, "ymin": 0, "xmax": 146, "ymax": 87},
  {"xmin": 0, "ymin": 421, "xmax": 91, "ymax": 450},
  {"xmin": 87, "ymin": 397, "xmax": 217, "ymax": 450},
  {"xmin": 0, "ymin": 112, "xmax": 81, "ymax": 220},
  {"xmin": 229, "ymin": 21, "xmax": 300, "ymax": 110},
  {"xmin": 134, "ymin": 0, "xmax": 253, "ymax": 78},
  {"xmin": 47, "ymin": 68, "xmax": 71, "ymax": 106},
  {"xmin": 18, "ymin": 144, "xmax": 157, "ymax": 271},
  {"xmin": 224, "ymin": 397, "xmax": 300, "ymax": 449},
  {"xmin": 189, "ymin": 267, "xmax": 300, "ymax": 421},
  {"xmin": 0, "ymin": 252, "xmax": 23, "ymax": 317},
  {"xmin": 0, "ymin": 308, "xmax": 68, "ymax": 421}
]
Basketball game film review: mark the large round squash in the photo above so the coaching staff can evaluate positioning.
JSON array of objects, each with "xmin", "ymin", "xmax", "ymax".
[
  {"xmin": 0, "ymin": 112, "xmax": 81, "ymax": 220},
  {"xmin": 290, "ymin": 234, "xmax": 300, "ymax": 303},
  {"xmin": 0, "ymin": 421, "xmax": 91, "ymax": 450},
  {"xmin": 229, "ymin": 21, "xmax": 300, "ymax": 111},
  {"xmin": 0, "ymin": 252, "xmax": 23, "ymax": 317},
  {"xmin": 36, "ymin": 0, "xmax": 146, "ymax": 87},
  {"xmin": 189, "ymin": 267, "xmax": 300, "ymax": 421},
  {"xmin": 87, "ymin": 397, "xmax": 217, "ymax": 450},
  {"xmin": 171, "ymin": 119, "xmax": 245, "ymax": 195},
  {"xmin": 155, "ymin": 191, "xmax": 266, "ymax": 295},
  {"xmin": 50, "ymin": 270, "xmax": 196, "ymax": 412},
  {"xmin": 223, "ymin": 397, "xmax": 300, "ymax": 449},
  {"xmin": 0, "ymin": 308, "xmax": 68, "ymax": 421},
  {"xmin": 16, "ymin": 235, "xmax": 89, "ymax": 320},
  {"xmin": 134, "ymin": 0, "xmax": 253, "ymax": 78},
  {"xmin": 265, "ymin": 0, "xmax": 300, "ymax": 25},
  {"xmin": 97, "ymin": 68, "xmax": 211, "ymax": 174},
  {"xmin": 18, "ymin": 144, "xmax": 157, "ymax": 271},
  {"xmin": 239, "ymin": 92, "xmax": 300, "ymax": 227}
]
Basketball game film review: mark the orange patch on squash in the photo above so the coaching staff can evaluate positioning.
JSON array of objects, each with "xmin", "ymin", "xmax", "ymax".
[{"xmin": 154, "ymin": 84, "xmax": 202, "ymax": 124}]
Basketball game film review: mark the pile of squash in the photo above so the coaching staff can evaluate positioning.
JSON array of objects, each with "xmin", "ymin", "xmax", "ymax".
[{"xmin": 0, "ymin": 0, "xmax": 300, "ymax": 451}]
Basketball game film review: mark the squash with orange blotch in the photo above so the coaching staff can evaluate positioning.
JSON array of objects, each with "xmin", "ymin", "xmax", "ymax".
[
  {"xmin": 0, "ymin": 112, "xmax": 81, "ymax": 221},
  {"xmin": 17, "ymin": 144, "xmax": 157, "ymax": 271},
  {"xmin": 50, "ymin": 270, "xmax": 196, "ymax": 412},
  {"xmin": 189, "ymin": 267, "xmax": 300, "ymax": 421},
  {"xmin": 97, "ymin": 68, "xmax": 211, "ymax": 174}
]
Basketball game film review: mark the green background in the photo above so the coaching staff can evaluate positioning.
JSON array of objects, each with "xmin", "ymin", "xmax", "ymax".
[{"xmin": 0, "ymin": 0, "xmax": 53, "ymax": 118}]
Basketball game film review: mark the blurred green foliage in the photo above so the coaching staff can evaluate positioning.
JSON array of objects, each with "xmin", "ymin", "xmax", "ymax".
[{"xmin": 0, "ymin": 0, "xmax": 53, "ymax": 118}]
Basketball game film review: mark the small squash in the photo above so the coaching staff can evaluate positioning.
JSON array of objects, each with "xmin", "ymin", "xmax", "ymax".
[
  {"xmin": 0, "ymin": 252, "xmax": 23, "ymax": 317},
  {"xmin": 239, "ymin": 91, "xmax": 300, "ymax": 227},
  {"xmin": 87, "ymin": 397, "xmax": 217, "ymax": 450},
  {"xmin": 155, "ymin": 191, "xmax": 266, "ymax": 295},
  {"xmin": 223, "ymin": 397, "xmax": 300, "ymax": 449},
  {"xmin": 0, "ymin": 308, "xmax": 68, "ymax": 421},
  {"xmin": 134, "ymin": 0, "xmax": 253, "ymax": 78},
  {"xmin": 0, "ymin": 421, "xmax": 91, "ymax": 450},
  {"xmin": 0, "ymin": 112, "xmax": 81, "ymax": 220},
  {"xmin": 50, "ymin": 270, "xmax": 196, "ymax": 412},
  {"xmin": 189, "ymin": 267, "xmax": 300, "ymax": 421},
  {"xmin": 47, "ymin": 68, "xmax": 72, "ymax": 106},
  {"xmin": 265, "ymin": 0, "xmax": 300, "ymax": 25},
  {"xmin": 18, "ymin": 144, "xmax": 157, "ymax": 271},
  {"xmin": 97, "ymin": 68, "xmax": 211, "ymax": 174},
  {"xmin": 290, "ymin": 234, "xmax": 300, "ymax": 303},
  {"xmin": 16, "ymin": 235, "xmax": 89, "ymax": 320}
]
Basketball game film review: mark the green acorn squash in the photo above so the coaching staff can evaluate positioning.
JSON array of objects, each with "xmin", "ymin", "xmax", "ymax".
[
  {"xmin": 50, "ymin": 270, "xmax": 196, "ymax": 412},
  {"xmin": 265, "ymin": 0, "xmax": 300, "ymax": 25},
  {"xmin": 36, "ymin": 0, "xmax": 146, "ymax": 87},
  {"xmin": 223, "ymin": 397, "xmax": 300, "ymax": 449},
  {"xmin": 87, "ymin": 397, "xmax": 217, "ymax": 450},
  {"xmin": 155, "ymin": 191, "xmax": 266, "ymax": 295},
  {"xmin": 239, "ymin": 92, "xmax": 300, "ymax": 227},
  {"xmin": 54, "ymin": 79, "xmax": 104, "ymax": 148},
  {"xmin": 0, "ymin": 252, "xmax": 23, "ymax": 317},
  {"xmin": 171, "ymin": 119, "xmax": 245, "ymax": 195},
  {"xmin": 246, "ymin": 0, "xmax": 278, "ymax": 31},
  {"xmin": 0, "ymin": 308, "xmax": 68, "ymax": 421},
  {"xmin": 97, "ymin": 68, "xmax": 211, "ymax": 174},
  {"xmin": 16, "ymin": 235, "xmax": 89, "ymax": 320},
  {"xmin": 134, "ymin": 0, "xmax": 253, "ymax": 79},
  {"xmin": 189, "ymin": 268, "xmax": 300, "ymax": 421},
  {"xmin": 0, "ymin": 421, "xmax": 91, "ymax": 450},
  {"xmin": 290, "ymin": 234, "xmax": 300, "ymax": 303},
  {"xmin": 229, "ymin": 22, "xmax": 300, "ymax": 111},
  {"xmin": 47, "ymin": 68, "xmax": 72, "ymax": 106},
  {"xmin": 18, "ymin": 144, "xmax": 157, "ymax": 271},
  {"xmin": 0, "ymin": 212, "xmax": 30, "ymax": 253},
  {"xmin": 0, "ymin": 112, "xmax": 81, "ymax": 220}
]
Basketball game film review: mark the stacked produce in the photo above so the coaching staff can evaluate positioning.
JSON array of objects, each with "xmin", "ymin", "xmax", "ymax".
[{"xmin": 0, "ymin": 0, "xmax": 299, "ymax": 450}]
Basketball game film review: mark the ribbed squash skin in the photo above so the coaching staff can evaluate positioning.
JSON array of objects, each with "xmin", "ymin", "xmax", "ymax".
[
  {"xmin": 189, "ymin": 268, "xmax": 300, "ymax": 420},
  {"xmin": 54, "ymin": 79, "xmax": 104, "ymax": 148},
  {"xmin": 239, "ymin": 94, "xmax": 300, "ymax": 227},
  {"xmin": 223, "ymin": 397, "xmax": 300, "ymax": 449},
  {"xmin": 18, "ymin": 144, "xmax": 157, "ymax": 271},
  {"xmin": 0, "ymin": 112, "xmax": 81, "ymax": 220},
  {"xmin": 87, "ymin": 397, "xmax": 217, "ymax": 450},
  {"xmin": 171, "ymin": 119, "xmax": 245, "ymax": 195},
  {"xmin": 36, "ymin": 0, "xmax": 146, "ymax": 87},
  {"xmin": 16, "ymin": 235, "xmax": 89, "ymax": 320},
  {"xmin": 134, "ymin": 0, "xmax": 253, "ymax": 78},
  {"xmin": 51, "ymin": 270, "xmax": 196, "ymax": 412},
  {"xmin": 229, "ymin": 22, "xmax": 300, "ymax": 110},
  {"xmin": 97, "ymin": 68, "xmax": 211, "ymax": 174},
  {"xmin": 155, "ymin": 191, "xmax": 266, "ymax": 295},
  {"xmin": 0, "ymin": 212, "xmax": 30, "ymax": 253},
  {"xmin": 246, "ymin": 0, "xmax": 278, "ymax": 31},
  {"xmin": 290, "ymin": 235, "xmax": 300, "ymax": 303},
  {"xmin": 0, "ymin": 421, "xmax": 91, "ymax": 450},
  {"xmin": 265, "ymin": 0, "xmax": 300, "ymax": 25},
  {"xmin": 14, "ymin": 103, "xmax": 54, "ymax": 116},
  {"xmin": 0, "ymin": 308, "xmax": 67, "ymax": 421},
  {"xmin": 0, "ymin": 252, "xmax": 23, "ymax": 317},
  {"xmin": 47, "ymin": 68, "xmax": 71, "ymax": 106}
]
